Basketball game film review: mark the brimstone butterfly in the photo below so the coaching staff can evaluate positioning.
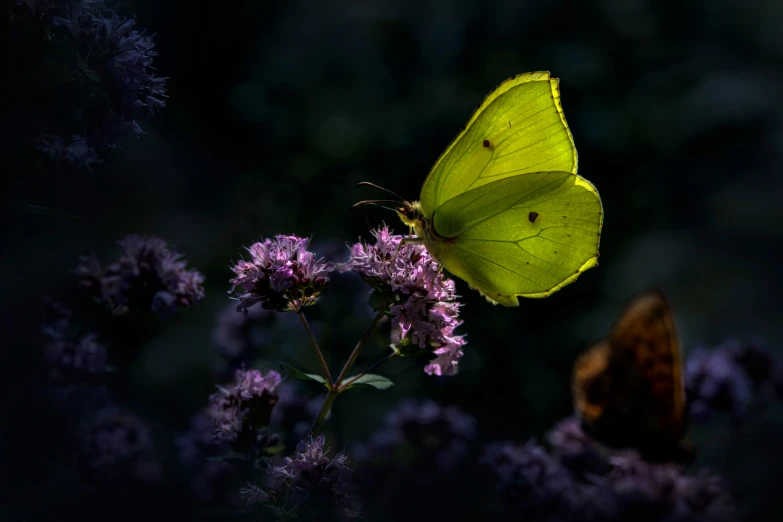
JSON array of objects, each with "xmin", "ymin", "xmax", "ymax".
[{"xmin": 362, "ymin": 71, "xmax": 603, "ymax": 306}]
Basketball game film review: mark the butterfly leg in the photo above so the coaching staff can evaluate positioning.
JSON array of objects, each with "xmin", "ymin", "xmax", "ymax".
[{"xmin": 386, "ymin": 236, "xmax": 423, "ymax": 276}]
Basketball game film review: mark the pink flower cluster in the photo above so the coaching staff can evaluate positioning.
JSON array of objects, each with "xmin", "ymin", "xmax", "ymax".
[
  {"xmin": 342, "ymin": 226, "xmax": 466, "ymax": 376},
  {"xmin": 230, "ymin": 235, "xmax": 332, "ymax": 312}
]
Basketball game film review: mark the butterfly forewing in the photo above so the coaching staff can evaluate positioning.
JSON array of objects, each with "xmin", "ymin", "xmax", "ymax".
[
  {"xmin": 608, "ymin": 290, "xmax": 686, "ymax": 441},
  {"xmin": 419, "ymin": 72, "xmax": 577, "ymax": 217}
]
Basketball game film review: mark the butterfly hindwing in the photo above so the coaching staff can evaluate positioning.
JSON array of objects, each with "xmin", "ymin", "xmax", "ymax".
[{"xmin": 428, "ymin": 172, "xmax": 602, "ymax": 301}]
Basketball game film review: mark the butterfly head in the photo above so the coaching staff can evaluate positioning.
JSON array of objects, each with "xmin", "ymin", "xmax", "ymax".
[{"xmin": 396, "ymin": 201, "xmax": 424, "ymax": 228}]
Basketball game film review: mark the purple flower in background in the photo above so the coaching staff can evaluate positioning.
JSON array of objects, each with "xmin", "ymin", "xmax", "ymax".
[
  {"xmin": 676, "ymin": 471, "xmax": 736, "ymax": 521},
  {"xmin": 482, "ymin": 441, "xmax": 579, "ymax": 520},
  {"xmin": 355, "ymin": 399, "xmax": 476, "ymax": 477},
  {"xmin": 597, "ymin": 454, "xmax": 682, "ymax": 520},
  {"xmin": 208, "ymin": 369, "xmax": 281, "ymax": 448},
  {"xmin": 20, "ymin": 0, "xmax": 168, "ymax": 167},
  {"xmin": 591, "ymin": 455, "xmax": 737, "ymax": 522},
  {"xmin": 726, "ymin": 337, "xmax": 783, "ymax": 400},
  {"xmin": 481, "ymin": 436, "xmax": 736, "ymax": 522},
  {"xmin": 53, "ymin": 7, "xmax": 168, "ymax": 133},
  {"xmin": 41, "ymin": 300, "xmax": 107, "ymax": 375},
  {"xmin": 247, "ymin": 435, "xmax": 362, "ymax": 521},
  {"xmin": 75, "ymin": 234, "xmax": 205, "ymax": 317},
  {"xmin": 78, "ymin": 406, "xmax": 162, "ymax": 485},
  {"xmin": 686, "ymin": 346, "xmax": 753, "ymax": 420},
  {"xmin": 15, "ymin": 0, "xmax": 61, "ymax": 18},
  {"xmin": 239, "ymin": 482, "xmax": 269, "ymax": 505},
  {"xmin": 36, "ymin": 134, "xmax": 103, "ymax": 172},
  {"xmin": 229, "ymin": 235, "xmax": 332, "ymax": 313},
  {"xmin": 546, "ymin": 416, "xmax": 610, "ymax": 477},
  {"xmin": 342, "ymin": 226, "xmax": 467, "ymax": 376}
]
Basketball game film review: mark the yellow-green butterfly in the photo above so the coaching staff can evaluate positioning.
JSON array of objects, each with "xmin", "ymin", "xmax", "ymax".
[{"xmin": 361, "ymin": 72, "xmax": 603, "ymax": 306}]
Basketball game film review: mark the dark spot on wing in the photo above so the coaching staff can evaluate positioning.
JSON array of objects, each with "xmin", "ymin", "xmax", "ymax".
[
  {"xmin": 528, "ymin": 211, "xmax": 539, "ymax": 223},
  {"xmin": 483, "ymin": 139, "xmax": 491, "ymax": 148}
]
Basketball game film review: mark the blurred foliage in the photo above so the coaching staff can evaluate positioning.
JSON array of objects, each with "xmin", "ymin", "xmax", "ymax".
[{"xmin": 2, "ymin": 0, "xmax": 782, "ymax": 520}]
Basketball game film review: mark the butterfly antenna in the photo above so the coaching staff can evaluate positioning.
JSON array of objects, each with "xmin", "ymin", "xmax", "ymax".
[
  {"xmin": 356, "ymin": 182, "xmax": 405, "ymax": 202},
  {"xmin": 352, "ymin": 199, "xmax": 401, "ymax": 211}
]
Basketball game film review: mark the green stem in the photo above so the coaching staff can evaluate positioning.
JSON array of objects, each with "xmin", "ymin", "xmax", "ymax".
[
  {"xmin": 310, "ymin": 388, "xmax": 339, "ymax": 435},
  {"xmin": 334, "ymin": 311, "xmax": 386, "ymax": 386},
  {"xmin": 339, "ymin": 351, "xmax": 398, "ymax": 390},
  {"xmin": 309, "ymin": 311, "xmax": 387, "ymax": 435},
  {"xmin": 297, "ymin": 310, "xmax": 333, "ymax": 387}
]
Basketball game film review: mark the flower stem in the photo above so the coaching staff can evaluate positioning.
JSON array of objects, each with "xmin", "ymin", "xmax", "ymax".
[
  {"xmin": 310, "ymin": 388, "xmax": 339, "ymax": 435},
  {"xmin": 297, "ymin": 310, "xmax": 333, "ymax": 387},
  {"xmin": 339, "ymin": 351, "xmax": 398, "ymax": 390},
  {"xmin": 309, "ymin": 311, "xmax": 387, "ymax": 435},
  {"xmin": 334, "ymin": 311, "xmax": 386, "ymax": 386}
]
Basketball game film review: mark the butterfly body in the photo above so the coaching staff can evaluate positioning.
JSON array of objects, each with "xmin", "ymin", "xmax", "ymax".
[
  {"xmin": 572, "ymin": 290, "xmax": 694, "ymax": 463},
  {"xmin": 394, "ymin": 72, "xmax": 603, "ymax": 306}
]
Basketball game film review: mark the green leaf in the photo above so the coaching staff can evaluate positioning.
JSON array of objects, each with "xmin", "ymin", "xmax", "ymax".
[
  {"xmin": 343, "ymin": 373, "xmax": 394, "ymax": 391},
  {"xmin": 279, "ymin": 363, "xmax": 326, "ymax": 384},
  {"xmin": 263, "ymin": 445, "xmax": 287, "ymax": 457},
  {"xmin": 205, "ymin": 456, "xmax": 249, "ymax": 466}
]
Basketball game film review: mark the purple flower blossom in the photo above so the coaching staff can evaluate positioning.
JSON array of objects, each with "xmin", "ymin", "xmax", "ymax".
[
  {"xmin": 482, "ymin": 437, "xmax": 736, "ymax": 522},
  {"xmin": 41, "ymin": 300, "xmax": 107, "ymax": 375},
  {"xmin": 342, "ymin": 226, "xmax": 467, "ymax": 376},
  {"xmin": 726, "ymin": 337, "xmax": 783, "ymax": 400},
  {"xmin": 591, "ymin": 455, "xmax": 737, "ymax": 522},
  {"xmin": 54, "ymin": 8, "xmax": 168, "ymax": 134},
  {"xmin": 546, "ymin": 416, "xmax": 610, "ymax": 477},
  {"xmin": 355, "ymin": 399, "xmax": 476, "ymax": 477},
  {"xmin": 239, "ymin": 482, "xmax": 269, "ymax": 505},
  {"xmin": 252, "ymin": 435, "xmax": 362, "ymax": 521},
  {"xmin": 78, "ymin": 406, "xmax": 162, "ymax": 484},
  {"xmin": 36, "ymin": 134, "xmax": 103, "ymax": 172},
  {"xmin": 75, "ymin": 234, "xmax": 205, "ymax": 317},
  {"xmin": 22, "ymin": 1, "xmax": 168, "ymax": 167},
  {"xmin": 229, "ymin": 235, "xmax": 333, "ymax": 313},
  {"xmin": 208, "ymin": 369, "xmax": 281, "ymax": 449},
  {"xmin": 15, "ymin": 0, "xmax": 61, "ymax": 18},
  {"xmin": 482, "ymin": 441, "xmax": 579, "ymax": 520},
  {"xmin": 686, "ymin": 346, "xmax": 753, "ymax": 420},
  {"xmin": 676, "ymin": 471, "xmax": 736, "ymax": 521}
]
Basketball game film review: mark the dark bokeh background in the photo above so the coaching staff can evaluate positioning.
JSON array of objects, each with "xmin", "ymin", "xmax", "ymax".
[{"xmin": 2, "ymin": 0, "xmax": 782, "ymax": 520}]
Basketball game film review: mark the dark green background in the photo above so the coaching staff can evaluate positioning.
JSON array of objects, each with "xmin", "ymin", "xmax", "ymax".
[{"xmin": 2, "ymin": 0, "xmax": 782, "ymax": 520}]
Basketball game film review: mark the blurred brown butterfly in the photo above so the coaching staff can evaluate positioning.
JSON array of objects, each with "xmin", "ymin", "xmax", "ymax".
[{"xmin": 572, "ymin": 289, "xmax": 694, "ymax": 463}]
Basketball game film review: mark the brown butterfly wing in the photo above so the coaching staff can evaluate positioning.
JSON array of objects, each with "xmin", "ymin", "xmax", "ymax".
[
  {"xmin": 573, "ymin": 290, "xmax": 690, "ymax": 462},
  {"xmin": 607, "ymin": 289, "xmax": 686, "ymax": 442},
  {"xmin": 572, "ymin": 340, "xmax": 612, "ymax": 426}
]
